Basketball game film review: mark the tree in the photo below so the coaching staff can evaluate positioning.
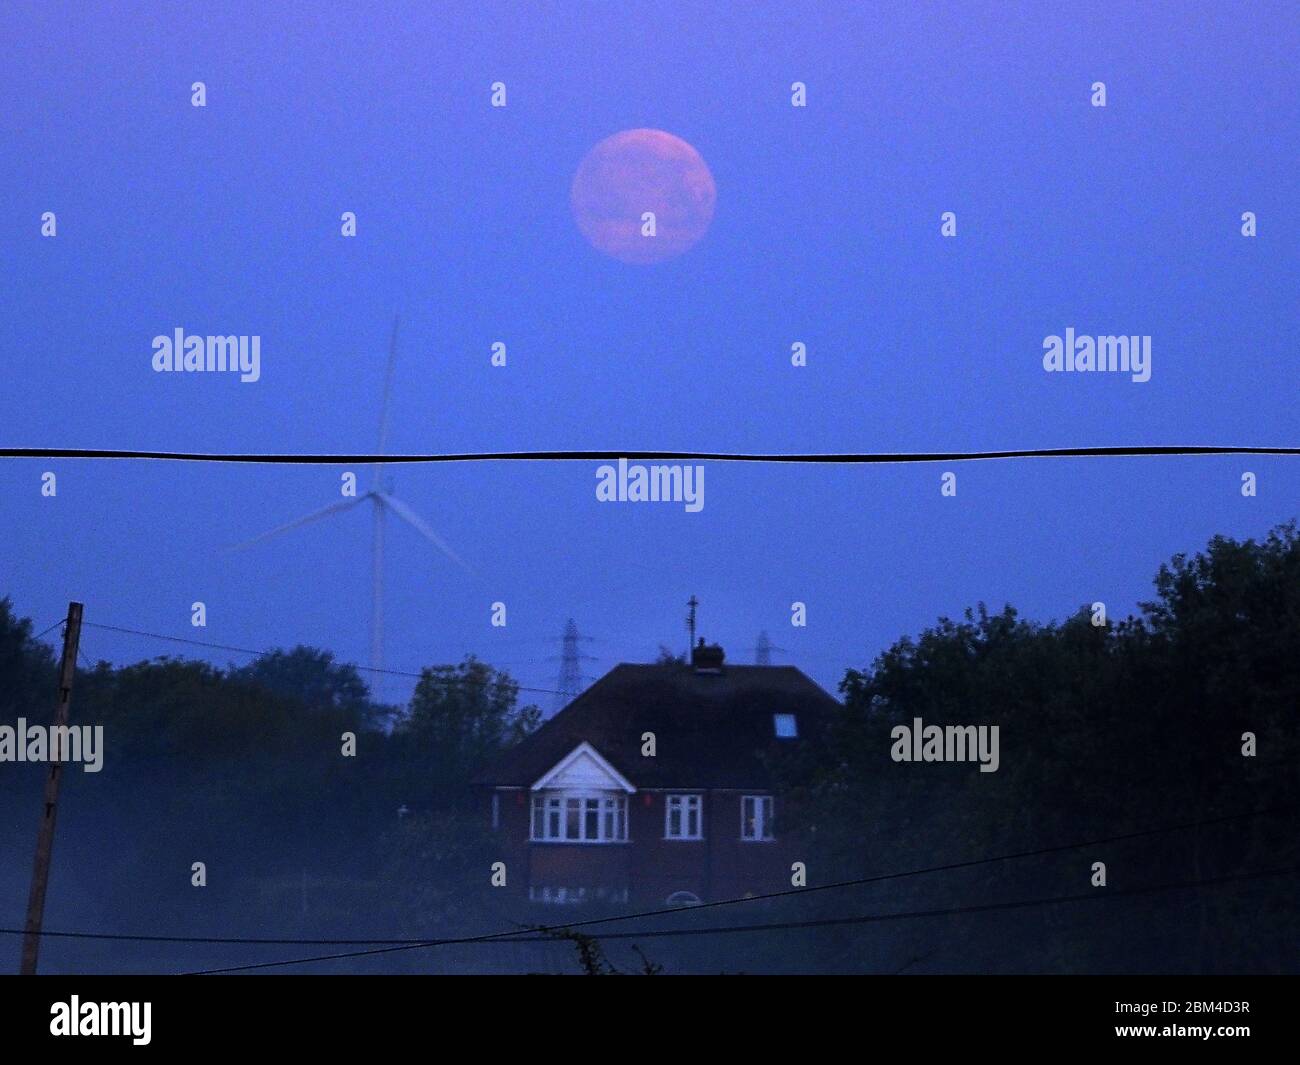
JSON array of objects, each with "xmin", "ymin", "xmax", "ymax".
[
  {"xmin": 655, "ymin": 645, "xmax": 686, "ymax": 665},
  {"xmin": 0, "ymin": 597, "xmax": 56, "ymax": 724},
  {"xmin": 794, "ymin": 522, "xmax": 1300, "ymax": 974},
  {"xmin": 230, "ymin": 645, "xmax": 388, "ymax": 729},
  {"xmin": 394, "ymin": 656, "xmax": 539, "ymax": 806}
]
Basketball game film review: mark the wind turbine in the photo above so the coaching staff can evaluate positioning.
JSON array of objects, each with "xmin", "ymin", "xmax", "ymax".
[{"xmin": 231, "ymin": 317, "xmax": 469, "ymax": 682}]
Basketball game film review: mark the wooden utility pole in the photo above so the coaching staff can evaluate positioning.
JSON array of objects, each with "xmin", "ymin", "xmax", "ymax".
[{"xmin": 19, "ymin": 601, "xmax": 83, "ymax": 975}]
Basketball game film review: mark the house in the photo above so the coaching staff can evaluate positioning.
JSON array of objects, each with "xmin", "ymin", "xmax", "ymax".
[{"xmin": 476, "ymin": 639, "xmax": 840, "ymax": 906}]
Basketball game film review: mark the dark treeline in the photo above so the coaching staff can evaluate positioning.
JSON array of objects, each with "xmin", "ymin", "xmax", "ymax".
[
  {"xmin": 780, "ymin": 520, "xmax": 1300, "ymax": 974},
  {"xmin": 0, "ymin": 627, "xmax": 544, "ymax": 972},
  {"xmin": 1, "ymin": 521, "xmax": 1296, "ymax": 973}
]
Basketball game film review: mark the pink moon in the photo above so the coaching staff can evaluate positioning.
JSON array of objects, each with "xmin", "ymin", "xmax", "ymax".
[{"xmin": 570, "ymin": 129, "xmax": 717, "ymax": 265}]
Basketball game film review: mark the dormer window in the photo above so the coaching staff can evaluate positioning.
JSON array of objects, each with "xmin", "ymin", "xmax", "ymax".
[{"xmin": 773, "ymin": 713, "xmax": 798, "ymax": 738}]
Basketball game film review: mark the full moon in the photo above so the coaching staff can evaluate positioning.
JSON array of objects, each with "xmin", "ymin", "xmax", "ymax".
[{"xmin": 570, "ymin": 129, "xmax": 716, "ymax": 265}]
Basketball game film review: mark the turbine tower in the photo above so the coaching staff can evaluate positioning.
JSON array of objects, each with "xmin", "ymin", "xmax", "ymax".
[{"xmin": 231, "ymin": 317, "xmax": 468, "ymax": 682}]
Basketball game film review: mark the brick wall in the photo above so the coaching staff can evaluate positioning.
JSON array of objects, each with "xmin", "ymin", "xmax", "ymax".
[{"xmin": 488, "ymin": 787, "xmax": 806, "ymax": 906}]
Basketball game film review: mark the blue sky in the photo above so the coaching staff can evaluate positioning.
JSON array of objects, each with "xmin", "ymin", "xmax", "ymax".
[{"xmin": 1, "ymin": 1, "xmax": 1296, "ymax": 702}]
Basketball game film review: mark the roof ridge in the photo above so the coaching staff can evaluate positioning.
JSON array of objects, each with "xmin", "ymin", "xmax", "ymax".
[{"xmin": 474, "ymin": 660, "xmax": 841, "ymax": 788}]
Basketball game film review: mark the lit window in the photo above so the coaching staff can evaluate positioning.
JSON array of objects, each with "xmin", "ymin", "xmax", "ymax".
[
  {"xmin": 529, "ymin": 885, "xmax": 629, "ymax": 905},
  {"xmin": 774, "ymin": 713, "xmax": 798, "ymax": 738},
  {"xmin": 530, "ymin": 791, "xmax": 628, "ymax": 842},
  {"xmin": 664, "ymin": 794, "xmax": 703, "ymax": 840},
  {"xmin": 741, "ymin": 795, "xmax": 775, "ymax": 841}
]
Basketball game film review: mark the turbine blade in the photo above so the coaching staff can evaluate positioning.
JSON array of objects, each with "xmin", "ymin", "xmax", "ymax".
[
  {"xmin": 374, "ymin": 491, "xmax": 471, "ymax": 573},
  {"xmin": 228, "ymin": 496, "xmax": 366, "ymax": 552},
  {"xmin": 374, "ymin": 315, "xmax": 399, "ymax": 485}
]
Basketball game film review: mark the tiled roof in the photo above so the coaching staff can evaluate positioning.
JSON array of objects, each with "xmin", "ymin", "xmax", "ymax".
[{"xmin": 477, "ymin": 663, "xmax": 841, "ymax": 789}]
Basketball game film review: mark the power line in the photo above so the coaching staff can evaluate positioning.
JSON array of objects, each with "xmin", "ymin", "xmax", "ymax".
[
  {"xmin": 511, "ymin": 865, "xmax": 1300, "ymax": 943},
  {"xmin": 31, "ymin": 619, "xmax": 64, "ymax": 641},
  {"xmin": 176, "ymin": 804, "xmax": 1295, "ymax": 972},
  {"xmin": 80, "ymin": 621, "xmax": 571, "ymax": 697},
  {"xmin": 6, "ymin": 445, "xmax": 1300, "ymax": 464},
  {"xmin": 69, "ymin": 616, "xmax": 846, "ymax": 675},
  {"xmin": 181, "ymin": 863, "xmax": 1300, "ymax": 975},
  {"xmin": 4, "ymin": 804, "xmax": 1287, "ymax": 950},
  {"xmin": 515, "ymin": 865, "xmax": 1300, "ymax": 943}
]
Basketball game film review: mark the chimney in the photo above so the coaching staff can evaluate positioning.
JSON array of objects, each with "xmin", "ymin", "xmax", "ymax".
[{"xmin": 691, "ymin": 637, "xmax": 725, "ymax": 674}]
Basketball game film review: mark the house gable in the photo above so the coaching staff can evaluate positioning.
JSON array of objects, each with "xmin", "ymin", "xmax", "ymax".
[{"xmin": 531, "ymin": 741, "xmax": 635, "ymax": 794}]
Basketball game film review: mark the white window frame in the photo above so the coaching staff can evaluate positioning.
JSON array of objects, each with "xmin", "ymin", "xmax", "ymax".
[
  {"xmin": 529, "ymin": 885, "xmax": 629, "ymax": 905},
  {"xmin": 530, "ymin": 790, "xmax": 628, "ymax": 843},
  {"xmin": 664, "ymin": 794, "xmax": 703, "ymax": 840},
  {"xmin": 741, "ymin": 795, "xmax": 775, "ymax": 841}
]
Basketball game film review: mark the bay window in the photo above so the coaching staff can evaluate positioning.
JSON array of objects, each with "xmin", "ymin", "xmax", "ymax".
[{"xmin": 531, "ymin": 791, "xmax": 628, "ymax": 842}]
